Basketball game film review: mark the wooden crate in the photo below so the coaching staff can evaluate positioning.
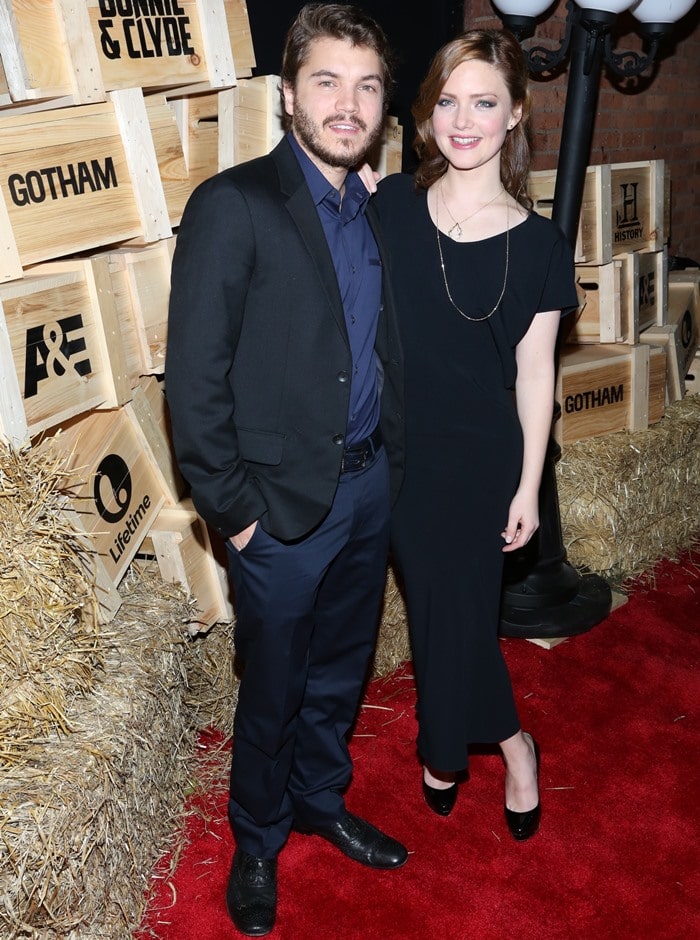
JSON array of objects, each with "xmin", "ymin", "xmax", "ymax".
[
  {"xmin": 370, "ymin": 115, "xmax": 403, "ymax": 177},
  {"xmin": 570, "ymin": 260, "xmax": 623, "ymax": 344},
  {"xmin": 165, "ymin": 86, "xmax": 235, "ymax": 190},
  {"xmin": 645, "ymin": 279, "xmax": 700, "ymax": 399},
  {"xmin": 0, "ymin": 88, "xmax": 171, "ymax": 281},
  {"xmin": 610, "ymin": 159, "xmax": 669, "ymax": 256},
  {"xmin": 103, "ymin": 236, "xmax": 176, "ymax": 377},
  {"xmin": 618, "ymin": 248, "xmax": 668, "ymax": 337},
  {"xmin": 685, "ymin": 351, "xmax": 700, "ymax": 396},
  {"xmin": 45, "ymin": 404, "xmax": 167, "ymax": 585},
  {"xmin": 146, "ymin": 498, "xmax": 234, "ymax": 634},
  {"xmin": 0, "ymin": 258, "xmax": 132, "ymax": 446},
  {"xmin": 233, "ymin": 74, "xmax": 284, "ymax": 165},
  {"xmin": 0, "ymin": 0, "xmax": 105, "ymax": 106},
  {"xmin": 556, "ymin": 342, "xmax": 666, "ymax": 445},
  {"xmin": 529, "ymin": 164, "xmax": 612, "ymax": 265},
  {"xmin": 60, "ymin": 504, "xmax": 123, "ymax": 624},
  {"xmin": 86, "ymin": 0, "xmax": 238, "ymax": 93},
  {"xmin": 124, "ymin": 376, "xmax": 186, "ymax": 505}
]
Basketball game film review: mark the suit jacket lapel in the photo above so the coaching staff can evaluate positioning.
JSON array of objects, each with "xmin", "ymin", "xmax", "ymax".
[{"xmin": 272, "ymin": 139, "xmax": 348, "ymax": 343}]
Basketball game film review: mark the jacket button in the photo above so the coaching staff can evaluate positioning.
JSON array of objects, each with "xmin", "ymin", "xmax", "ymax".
[
  {"xmin": 332, "ymin": 434, "xmax": 344, "ymax": 446},
  {"xmin": 337, "ymin": 371, "xmax": 349, "ymax": 383}
]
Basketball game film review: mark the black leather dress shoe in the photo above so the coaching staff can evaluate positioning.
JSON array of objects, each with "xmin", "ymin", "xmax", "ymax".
[
  {"xmin": 226, "ymin": 848, "xmax": 277, "ymax": 936},
  {"xmin": 422, "ymin": 779, "xmax": 458, "ymax": 816},
  {"xmin": 504, "ymin": 734, "xmax": 541, "ymax": 842},
  {"xmin": 296, "ymin": 811, "xmax": 408, "ymax": 869}
]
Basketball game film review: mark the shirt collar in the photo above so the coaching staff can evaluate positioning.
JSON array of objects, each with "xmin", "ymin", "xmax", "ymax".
[{"xmin": 288, "ymin": 132, "xmax": 370, "ymax": 221}]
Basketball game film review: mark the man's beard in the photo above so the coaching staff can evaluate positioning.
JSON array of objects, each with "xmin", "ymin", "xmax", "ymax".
[{"xmin": 293, "ymin": 104, "xmax": 384, "ymax": 169}]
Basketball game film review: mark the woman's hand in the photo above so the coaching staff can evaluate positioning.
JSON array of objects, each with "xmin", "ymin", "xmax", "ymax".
[
  {"xmin": 501, "ymin": 489, "xmax": 539, "ymax": 552},
  {"xmin": 357, "ymin": 162, "xmax": 381, "ymax": 194}
]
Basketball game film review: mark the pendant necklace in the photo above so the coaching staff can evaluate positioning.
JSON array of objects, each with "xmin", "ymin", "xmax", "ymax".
[
  {"xmin": 434, "ymin": 185, "xmax": 510, "ymax": 323},
  {"xmin": 440, "ymin": 179, "xmax": 504, "ymax": 239}
]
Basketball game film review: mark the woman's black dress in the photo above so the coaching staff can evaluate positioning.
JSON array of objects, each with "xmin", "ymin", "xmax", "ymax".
[{"xmin": 374, "ymin": 173, "xmax": 578, "ymax": 772}]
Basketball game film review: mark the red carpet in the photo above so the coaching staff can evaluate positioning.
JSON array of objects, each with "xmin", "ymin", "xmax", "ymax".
[{"xmin": 136, "ymin": 549, "xmax": 700, "ymax": 940}]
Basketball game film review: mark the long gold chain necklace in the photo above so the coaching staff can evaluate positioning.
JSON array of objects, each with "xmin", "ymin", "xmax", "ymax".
[
  {"xmin": 440, "ymin": 179, "xmax": 504, "ymax": 239},
  {"xmin": 434, "ymin": 187, "xmax": 510, "ymax": 323}
]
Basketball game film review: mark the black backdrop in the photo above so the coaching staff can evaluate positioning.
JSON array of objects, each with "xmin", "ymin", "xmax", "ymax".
[{"xmin": 246, "ymin": 0, "xmax": 465, "ymax": 170}]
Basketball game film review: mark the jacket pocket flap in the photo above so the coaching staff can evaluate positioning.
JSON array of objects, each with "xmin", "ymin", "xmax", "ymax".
[{"xmin": 237, "ymin": 427, "xmax": 285, "ymax": 466}]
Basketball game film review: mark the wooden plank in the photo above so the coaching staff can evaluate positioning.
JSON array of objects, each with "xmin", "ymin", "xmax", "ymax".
[
  {"xmin": 109, "ymin": 87, "xmax": 172, "ymax": 243},
  {"xmin": 124, "ymin": 378, "xmax": 185, "ymax": 505},
  {"xmin": 55, "ymin": 0, "xmax": 105, "ymax": 103},
  {"xmin": 144, "ymin": 94, "xmax": 190, "ymax": 227},
  {"xmin": 226, "ymin": 0, "xmax": 254, "ymax": 77},
  {"xmin": 149, "ymin": 497, "xmax": 234, "ymax": 633}
]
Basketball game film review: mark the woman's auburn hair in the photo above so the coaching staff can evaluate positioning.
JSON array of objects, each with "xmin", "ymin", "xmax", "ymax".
[{"xmin": 412, "ymin": 29, "xmax": 533, "ymax": 210}]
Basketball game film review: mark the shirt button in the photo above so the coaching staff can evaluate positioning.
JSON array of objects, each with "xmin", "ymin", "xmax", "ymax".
[
  {"xmin": 332, "ymin": 434, "xmax": 344, "ymax": 446},
  {"xmin": 337, "ymin": 371, "xmax": 349, "ymax": 383}
]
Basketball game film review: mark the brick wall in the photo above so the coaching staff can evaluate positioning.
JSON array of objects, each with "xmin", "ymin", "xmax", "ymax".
[{"xmin": 463, "ymin": 0, "xmax": 700, "ymax": 262}]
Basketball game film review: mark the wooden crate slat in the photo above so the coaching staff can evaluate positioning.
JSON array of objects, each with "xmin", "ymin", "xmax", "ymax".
[
  {"xmin": 124, "ymin": 377, "xmax": 185, "ymax": 505},
  {"xmin": 226, "ymin": 0, "xmax": 254, "ymax": 77},
  {"xmin": 233, "ymin": 74, "xmax": 283, "ymax": 165},
  {"xmin": 149, "ymin": 497, "xmax": 234, "ymax": 633}
]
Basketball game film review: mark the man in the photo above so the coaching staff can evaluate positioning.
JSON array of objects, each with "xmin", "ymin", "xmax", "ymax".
[{"xmin": 165, "ymin": 4, "xmax": 406, "ymax": 936}]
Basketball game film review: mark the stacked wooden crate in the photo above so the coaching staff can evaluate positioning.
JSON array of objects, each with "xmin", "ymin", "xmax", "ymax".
[
  {"xmin": 529, "ymin": 159, "xmax": 698, "ymax": 447},
  {"xmin": 0, "ymin": 0, "xmax": 403, "ymax": 631},
  {"xmin": 0, "ymin": 0, "xmax": 255, "ymax": 629}
]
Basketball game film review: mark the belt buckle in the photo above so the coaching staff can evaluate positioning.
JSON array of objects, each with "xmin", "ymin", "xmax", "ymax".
[{"xmin": 342, "ymin": 442, "xmax": 368, "ymax": 473}]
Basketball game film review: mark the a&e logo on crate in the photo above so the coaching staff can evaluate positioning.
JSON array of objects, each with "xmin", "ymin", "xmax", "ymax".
[{"xmin": 24, "ymin": 315, "xmax": 91, "ymax": 398}]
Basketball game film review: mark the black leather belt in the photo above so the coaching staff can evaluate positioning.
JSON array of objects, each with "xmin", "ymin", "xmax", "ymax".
[{"xmin": 340, "ymin": 426, "xmax": 382, "ymax": 473}]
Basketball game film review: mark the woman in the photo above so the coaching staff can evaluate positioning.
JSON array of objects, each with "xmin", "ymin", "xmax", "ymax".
[{"xmin": 374, "ymin": 29, "xmax": 578, "ymax": 839}]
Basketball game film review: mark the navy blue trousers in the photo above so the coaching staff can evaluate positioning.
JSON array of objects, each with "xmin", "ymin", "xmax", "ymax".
[{"xmin": 225, "ymin": 448, "xmax": 390, "ymax": 858}]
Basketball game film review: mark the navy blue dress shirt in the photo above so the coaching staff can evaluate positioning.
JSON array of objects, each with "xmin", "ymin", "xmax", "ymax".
[{"xmin": 289, "ymin": 133, "xmax": 381, "ymax": 446}]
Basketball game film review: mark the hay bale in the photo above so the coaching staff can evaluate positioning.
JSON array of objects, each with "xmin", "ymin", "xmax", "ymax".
[
  {"xmin": 373, "ymin": 563, "xmax": 411, "ymax": 679},
  {"xmin": 0, "ymin": 566, "xmax": 200, "ymax": 938},
  {"xmin": 0, "ymin": 444, "xmax": 99, "ymax": 763},
  {"xmin": 556, "ymin": 395, "xmax": 700, "ymax": 584},
  {"xmin": 0, "ymin": 442, "xmax": 237, "ymax": 939}
]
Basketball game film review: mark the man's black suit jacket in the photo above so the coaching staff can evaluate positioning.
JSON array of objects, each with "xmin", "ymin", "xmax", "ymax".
[{"xmin": 165, "ymin": 136, "xmax": 405, "ymax": 543}]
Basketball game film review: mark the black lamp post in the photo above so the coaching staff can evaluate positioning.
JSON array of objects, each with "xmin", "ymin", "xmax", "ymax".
[{"xmin": 491, "ymin": 0, "xmax": 697, "ymax": 638}]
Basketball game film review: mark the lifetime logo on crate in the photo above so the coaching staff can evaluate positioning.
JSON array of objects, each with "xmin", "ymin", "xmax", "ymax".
[
  {"xmin": 50, "ymin": 406, "xmax": 167, "ymax": 585},
  {"xmin": 0, "ymin": 259, "xmax": 131, "ymax": 447},
  {"xmin": 0, "ymin": 89, "xmax": 171, "ymax": 281}
]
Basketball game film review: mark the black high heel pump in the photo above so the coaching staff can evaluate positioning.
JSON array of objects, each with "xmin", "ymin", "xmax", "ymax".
[{"xmin": 504, "ymin": 733, "xmax": 540, "ymax": 841}]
